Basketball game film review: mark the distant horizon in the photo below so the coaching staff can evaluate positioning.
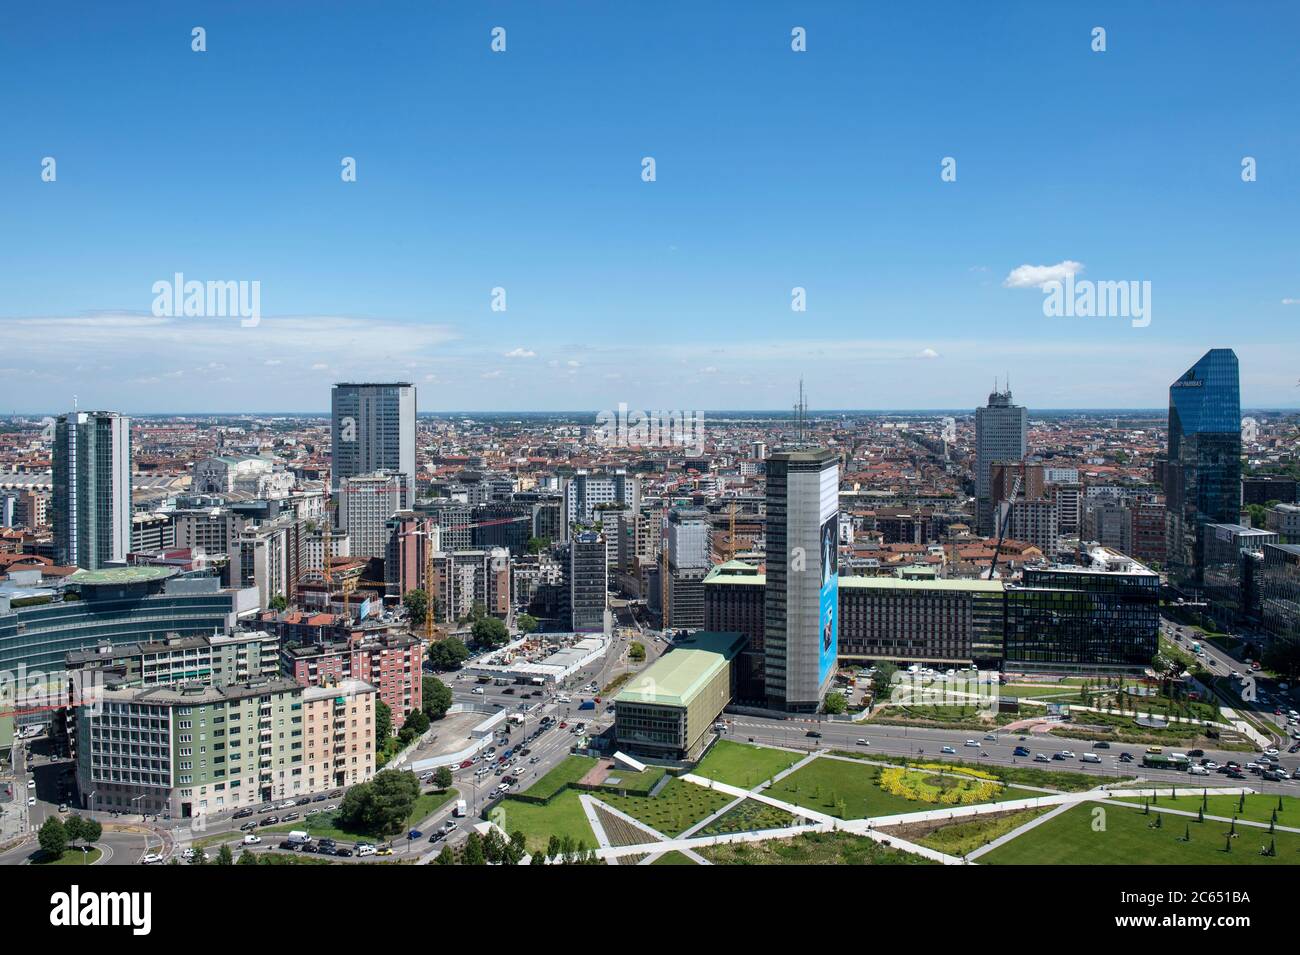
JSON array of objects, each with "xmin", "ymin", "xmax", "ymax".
[{"xmin": 4, "ymin": 406, "xmax": 1298, "ymax": 420}]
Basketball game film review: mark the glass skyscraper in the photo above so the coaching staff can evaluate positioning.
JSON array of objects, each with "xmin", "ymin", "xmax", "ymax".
[
  {"xmin": 1162, "ymin": 348, "xmax": 1241, "ymax": 589},
  {"xmin": 53, "ymin": 410, "xmax": 132, "ymax": 570},
  {"xmin": 330, "ymin": 382, "xmax": 417, "ymax": 501}
]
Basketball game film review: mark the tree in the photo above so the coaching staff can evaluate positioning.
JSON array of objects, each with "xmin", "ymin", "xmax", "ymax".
[
  {"xmin": 433, "ymin": 766, "xmax": 453, "ymax": 790},
  {"xmin": 81, "ymin": 817, "xmax": 103, "ymax": 845},
  {"xmin": 483, "ymin": 829, "xmax": 507, "ymax": 864},
  {"xmin": 517, "ymin": 613, "xmax": 539, "ymax": 635},
  {"xmin": 336, "ymin": 770, "xmax": 421, "ymax": 839},
  {"xmin": 435, "ymin": 845, "xmax": 454, "ymax": 865},
  {"xmin": 822, "ymin": 692, "xmax": 846, "ymax": 715},
  {"xmin": 472, "ymin": 616, "xmax": 509, "ymax": 647},
  {"xmin": 403, "ymin": 589, "xmax": 429, "ymax": 626},
  {"xmin": 216, "ymin": 844, "xmax": 234, "ymax": 865},
  {"xmin": 191, "ymin": 847, "xmax": 208, "ymax": 865},
  {"xmin": 38, "ymin": 817, "xmax": 67, "ymax": 860},
  {"xmin": 269, "ymin": 593, "xmax": 288, "ymax": 612},
  {"xmin": 628, "ymin": 641, "xmax": 646, "ymax": 662},
  {"xmin": 399, "ymin": 707, "xmax": 431, "ymax": 745},
  {"xmin": 375, "ymin": 700, "xmax": 393, "ymax": 744},
  {"xmin": 237, "ymin": 850, "xmax": 259, "ymax": 865},
  {"xmin": 63, "ymin": 815, "xmax": 86, "ymax": 846},
  {"xmin": 526, "ymin": 536, "xmax": 550, "ymax": 555},
  {"xmin": 546, "ymin": 834, "xmax": 562, "ymax": 861},
  {"xmin": 422, "ymin": 676, "xmax": 453, "ymax": 721},
  {"xmin": 468, "ymin": 601, "xmax": 488, "ymax": 624},
  {"xmin": 508, "ymin": 829, "xmax": 527, "ymax": 865},
  {"xmin": 463, "ymin": 832, "xmax": 486, "ymax": 865},
  {"xmin": 427, "ymin": 637, "xmax": 470, "ymax": 671},
  {"xmin": 871, "ymin": 662, "xmax": 899, "ymax": 703}
]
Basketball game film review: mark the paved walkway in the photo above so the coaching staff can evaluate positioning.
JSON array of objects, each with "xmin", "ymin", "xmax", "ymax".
[{"xmin": 965, "ymin": 802, "xmax": 1074, "ymax": 861}]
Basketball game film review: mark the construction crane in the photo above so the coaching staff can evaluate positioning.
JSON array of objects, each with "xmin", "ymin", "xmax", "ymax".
[
  {"xmin": 726, "ymin": 501, "xmax": 737, "ymax": 561},
  {"xmin": 987, "ymin": 455, "xmax": 1028, "ymax": 580}
]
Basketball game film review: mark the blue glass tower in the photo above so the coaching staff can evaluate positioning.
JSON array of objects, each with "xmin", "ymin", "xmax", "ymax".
[{"xmin": 1163, "ymin": 349, "xmax": 1242, "ymax": 588}]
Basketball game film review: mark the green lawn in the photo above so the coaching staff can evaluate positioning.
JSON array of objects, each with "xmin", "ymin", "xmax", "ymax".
[
  {"xmin": 770, "ymin": 758, "xmax": 1027, "ymax": 820},
  {"xmin": 601, "ymin": 778, "xmax": 734, "ymax": 836},
  {"xmin": 981, "ymin": 802, "xmax": 1300, "ymax": 865},
  {"xmin": 494, "ymin": 790, "xmax": 596, "ymax": 854},
  {"xmin": 34, "ymin": 846, "xmax": 103, "ymax": 865},
  {"xmin": 595, "ymin": 765, "xmax": 666, "ymax": 796},
  {"xmin": 699, "ymin": 799, "xmax": 797, "ymax": 836},
  {"xmin": 651, "ymin": 850, "xmax": 698, "ymax": 865},
  {"xmin": 850, "ymin": 751, "xmax": 1115, "ymax": 792},
  {"xmin": 700, "ymin": 830, "xmax": 935, "ymax": 865},
  {"xmin": 1113, "ymin": 792, "xmax": 1300, "ymax": 827},
  {"xmin": 909, "ymin": 806, "xmax": 1051, "ymax": 857},
  {"xmin": 519, "ymin": 755, "xmax": 598, "ymax": 802},
  {"xmin": 693, "ymin": 740, "xmax": 802, "ymax": 789}
]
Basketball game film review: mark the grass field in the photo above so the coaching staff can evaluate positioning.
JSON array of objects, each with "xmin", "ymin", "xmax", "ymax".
[
  {"xmin": 595, "ymin": 765, "xmax": 666, "ymax": 796},
  {"xmin": 700, "ymin": 830, "xmax": 934, "ymax": 865},
  {"xmin": 495, "ymin": 790, "xmax": 597, "ymax": 854},
  {"xmin": 601, "ymin": 778, "xmax": 734, "ymax": 836},
  {"xmin": 34, "ymin": 846, "xmax": 103, "ymax": 865},
  {"xmin": 693, "ymin": 740, "xmax": 801, "ymax": 788},
  {"xmin": 699, "ymin": 799, "xmax": 797, "ymax": 836},
  {"xmin": 771, "ymin": 758, "xmax": 1028, "ymax": 820},
  {"xmin": 905, "ymin": 806, "xmax": 1051, "ymax": 857},
  {"xmin": 980, "ymin": 802, "xmax": 1300, "ymax": 865},
  {"xmin": 1112, "ymin": 792, "xmax": 1300, "ymax": 827},
  {"xmin": 835, "ymin": 751, "xmax": 1108, "ymax": 794},
  {"xmin": 651, "ymin": 850, "xmax": 698, "ymax": 865},
  {"xmin": 522, "ymin": 755, "xmax": 598, "ymax": 801}
]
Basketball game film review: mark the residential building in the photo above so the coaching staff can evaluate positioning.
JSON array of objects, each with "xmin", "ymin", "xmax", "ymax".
[{"xmin": 53, "ymin": 410, "xmax": 132, "ymax": 570}]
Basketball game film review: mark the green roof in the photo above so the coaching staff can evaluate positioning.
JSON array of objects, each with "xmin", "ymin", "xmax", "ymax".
[
  {"xmin": 68, "ymin": 566, "xmax": 177, "ymax": 586},
  {"xmin": 616, "ymin": 632, "xmax": 744, "ymax": 708}
]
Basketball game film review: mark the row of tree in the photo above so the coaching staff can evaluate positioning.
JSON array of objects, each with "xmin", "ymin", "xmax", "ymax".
[{"xmin": 38, "ymin": 815, "xmax": 102, "ymax": 861}]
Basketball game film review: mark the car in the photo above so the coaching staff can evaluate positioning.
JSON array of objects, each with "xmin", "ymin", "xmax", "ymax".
[
  {"xmin": 278, "ymin": 799, "xmax": 296, "ymax": 810},
  {"xmin": 1118, "ymin": 752, "xmax": 1134, "ymax": 762},
  {"xmin": 57, "ymin": 803, "xmax": 68, "ymax": 813},
  {"xmin": 1146, "ymin": 746, "xmax": 1163, "ymax": 754},
  {"xmin": 1093, "ymin": 741, "xmax": 1110, "ymax": 749},
  {"xmin": 1227, "ymin": 770, "xmax": 1247, "ymax": 780},
  {"xmin": 357, "ymin": 844, "xmax": 376, "ymax": 856},
  {"xmin": 1265, "ymin": 747, "xmax": 1280, "ymax": 757},
  {"xmin": 941, "ymin": 746, "xmax": 956, "ymax": 754},
  {"xmin": 259, "ymin": 815, "xmax": 280, "ymax": 827},
  {"xmin": 141, "ymin": 852, "xmax": 163, "ymax": 865},
  {"xmin": 243, "ymin": 834, "xmax": 262, "ymax": 845},
  {"xmin": 313, "ymin": 793, "xmax": 328, "ymax": 802},
  {"xmin": 442, "ymin": 820, "xmax": 459, "ymax": 834},
  {"xmin": 1034, "ymin": 753, "xmax": 1050, "ymax": 763},
  {"xmin": 240, "ymin": 821, "xmax": 259, "ymax": 832},
  {"xmin": 278, "ymin": 840, "xmax": 301, "ymax": 851},
  {"xmin": 375, "ymin": 846, "xmax": 394, "ymax": 856},
  {"xmin": 984, "ymin": 733, "xmax": 997, "ymax": 741},
  {"xmin": 856, "ymin": 738, "xmax": 870, "ymax": 746},
  {"xmin": 281, "ymin": 812, "xmax": 299, "ymax": 822},
  {"xmin": 459, "ymin": 760, "xmax": 473, "ymax": 769},
  {"xmin": 26, "ymin": 779, "xmax": 35, "ymax": 789},
  {"xmin": 1060, "ymin": 750, "xmax": 1076, "ymax": 758},
  {"xmin": 26, "ymin": 796, "xmax": 35, "ymax": 806},
  {"xmin": 233, "ymin": 808, "xmax": 255, "ymax": 819},
  {"xmin": 1052, "ymin": 752, "xmax": 1067, "ymax": 761},
  {"xmin": 472, "ymin": 687, "xmax": 485, "ymax": 695},
  {"xmin": 325, "ymin": 805, "xmax": 337, "ymax": 812},
  {"xmin": 964, "ymin": 740, "xmax": 978, "ymax": 747},
  {"xmin": 1013, "ymin": 746, "xmax": 1031, "ymax": 757},
  {"xmin": 806, "ymin": 731, "xmax": 823, "ymax": 739},
  {"xmin": 296, "ymin": 797, "xmax": 312, "ymax": 805},
  {"xmin": 408, "ymin": 829, "xmax": 423, "ymax": 840},
  {"xmin": 334, "ymin": 847, "xmax": 354, "ymax": 857}
]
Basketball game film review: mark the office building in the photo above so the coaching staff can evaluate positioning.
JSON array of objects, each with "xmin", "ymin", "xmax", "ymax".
[
  {"xmin": 838, "ymin": 576, "xmax": 1006, "ymax": 668},
  {"xmin": 1202, "ymin": 523, "xmax": 1277, "ymax": 627},
  {"xmin": 1266, "ymin": 503, "xmax": 1300, "ymax": 544},
  {"xmin": 569, "ymin": 531, "xmax": 607, "ymax": 633},
  {"xmin": 764, "ymin": 449, "xmax": 839, "ymax": 712},
  {"xmin": 1004, "ymin": 547, "xmax": 1160, "ymax": 671},
  {"xmin": 613, "ymin": 631, "xmax": 746, "ymax": 760},
  {"xmin": 1161, "ymin": 349, "xmax": 1241, "ymax": 589},
  {"xmin": 665, "ymin": 508, "xmax": 710, "ymax": 630},
  {"xmin": 974, "ymin": 388, "xmax": 1027, "ymax": 536},
  {"xmin": 53, "ymin": 410, "xmax": 132, "ymax": 570},
  {"xmin": 1243, "ymin": 476, "xmax": 1298, "ymax": 507},
  {"xmin": 703, "ymin": 561, "xmax": 766, "ymax": 701},
  {"xmin": 331, "ymin": 383, "xmax": 417, "ymax": 501},
  {"xmin": 1260, "ymin": 543, "xmax": 1300, "ymax": 643},
  {"xmin": 338, "ymin": 470, "xmax": 408, "ymax": 558}
]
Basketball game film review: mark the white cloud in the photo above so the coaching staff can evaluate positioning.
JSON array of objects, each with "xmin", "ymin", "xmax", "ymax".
[
  {"xmin": 700, "ymin": 366, "xmax": 719, "ymax": 374},
  {"xmin": 1283, "ymin": 298, "xmax": 1299, "ymax": 305},
  {"xmin": 916, "ymin": 348, "xmax": 940, "ymax": 360},
  {"xmin": 481, "ymin": 370, "xmax": 502, "ymax": 379},
  {"xmin": 504, "ymin": 347, "xmax": 535, "ymax": 358},
  {"xmin": 1003, "ymin": 260, "xmax": 1084, "ymax": 289}
]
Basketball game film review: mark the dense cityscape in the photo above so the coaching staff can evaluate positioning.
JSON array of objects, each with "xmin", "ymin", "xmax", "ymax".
[{"xmin": 7, "ymin": 0, "xmax": 1299, "ymax": 936}]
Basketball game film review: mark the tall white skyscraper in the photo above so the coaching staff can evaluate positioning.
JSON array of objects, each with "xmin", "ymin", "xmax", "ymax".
[
  {"xmin": 53, "ymin": 410, "xmax": 132, "ymax": 570},
  {"xmin": 975, "ymin": 386, "xmax": 1028, "ymax": 536},
  {"xmin": 331, "ymin": 383, "xmax": 417, "ymax": 502},
  {"xmin": 764, "ymin": 448, "xmax": 839, "ymax": 712}
]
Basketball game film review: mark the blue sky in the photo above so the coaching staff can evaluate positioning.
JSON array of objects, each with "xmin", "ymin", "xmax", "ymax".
[{"xmin": 2, "ymin": 1, "xmax": 1298, "ymax": 413}]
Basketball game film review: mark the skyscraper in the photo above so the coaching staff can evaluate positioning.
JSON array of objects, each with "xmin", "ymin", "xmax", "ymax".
[
  {"xmin": 330, "ymin": 383, "xmax": 417, "ymax": 501},
  {"xmin": 569, "ymin": 531, "xmax": 608, "ymax": 633},
  {"xmin": 53, "ymin": 411, "xmax": 132, "ymax": 570},
  {"xmin": 764, "ymin": 448, "xmax": 839, "ymax": 712},
  {"xmin": 975, "ymin": 386, "xmax": 1028, "ymax": 536},
  {"xmin": 1162, "ymin": 348, "xmax": 1242, "ymax": 589}
]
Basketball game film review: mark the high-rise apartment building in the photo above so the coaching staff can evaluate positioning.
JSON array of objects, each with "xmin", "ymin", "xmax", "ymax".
[
  {"xmin": 974, "ymin": 388, "xmax": 1027, "ymax": 536},
  {"xmin": 338, "ymin": 470, "xmax": 408, "ymax": 558},
  {"xmin": 764, "ymin": 449, "xmax": 839, "ymax": 712},
  {"xmin": 330, "ymin": 383, "xmax": 417, "ymax": 501},
  {"xmin": 562, "ymin": 470, "xmax": 639, "ymax": 535},
  {"xmin": 569, "ymin": 531, "xmax": 608, "ymax": 633},
  {"xmin": 53, "ymin": 411, "xmax": 132, "ymax": 570},
  {"xmin": 1161, "ymin": 349, "xmax": 1241, "ymax": 589}
]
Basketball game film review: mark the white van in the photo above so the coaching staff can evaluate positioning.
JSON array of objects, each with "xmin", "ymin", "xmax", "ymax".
[
  {"xmin": 287, "ymin": 830, "xmax": 311, "ymax": 844},
  {"xmin": 357, "ymin": 844, "xmax": 376, "ymax": 857},
  {"xmin": 453, "ymin": 799, "xmax": 468, "ymax": 817},
  {"xmin": 1081, "ymin": 753, "xmax": 1102, "ymax": 764}
]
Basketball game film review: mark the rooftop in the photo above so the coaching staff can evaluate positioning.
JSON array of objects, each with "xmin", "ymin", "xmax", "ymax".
[
  {"xmin": 616, "ymin": 631, "xmax": 744, "ymax": 708},
  {"xmin": 68, "ymin": 566, "xmax": 177, "ymax": 586}
]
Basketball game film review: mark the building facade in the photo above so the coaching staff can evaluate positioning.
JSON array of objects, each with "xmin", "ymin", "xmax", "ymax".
[
  {"xmin": 330, "ymin": 383, "xmax": 417, "ymax": 502},
  {"xmin": 54, "ymin": 411, "xmax": 132, "ymax": 570}
]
